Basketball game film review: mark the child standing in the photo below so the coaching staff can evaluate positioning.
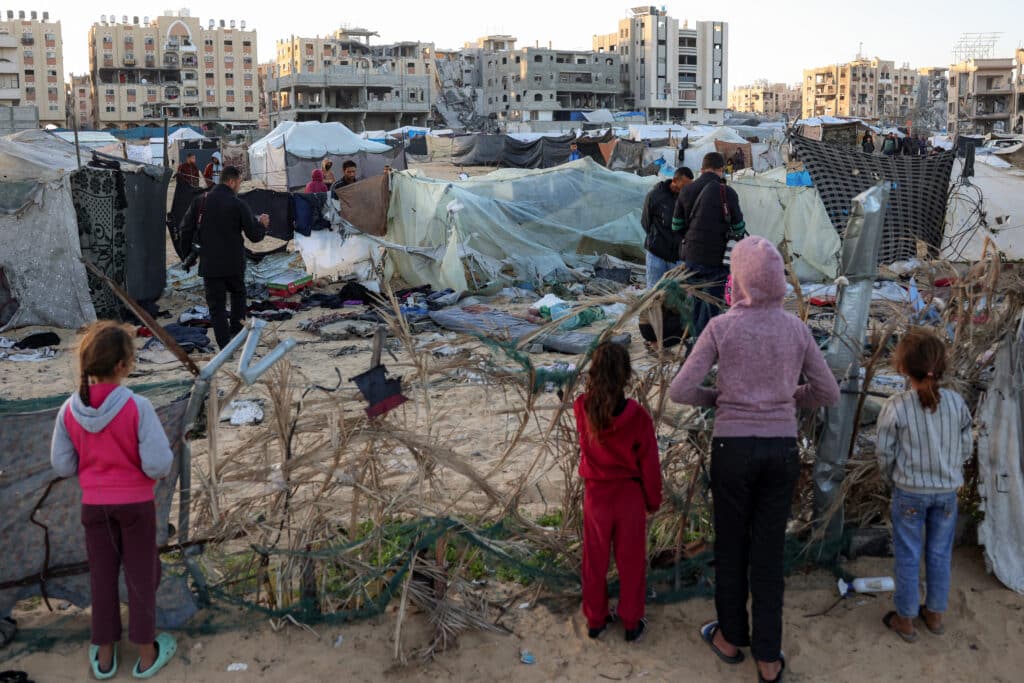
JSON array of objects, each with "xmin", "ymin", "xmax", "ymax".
[
  {"xmin": 877, "ymin": 328, "xmax": 973, "ymax": 642},
  {"xmin": 574, "ymin": 342, "xmax": 663, "ymax": 642},
  {"xmin": 50, "ymin": 321, "xmax": 178, "ymax": 679}
]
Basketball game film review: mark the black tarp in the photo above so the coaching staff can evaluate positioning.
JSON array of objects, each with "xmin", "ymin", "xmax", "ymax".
[
  {"xmin": 608, "ymin": 139, "xmax": 645, "ymax": 172},
  {"xmin": 167, "ymin": 181, "xmax": 207, "ymax": 260},
  {"xmin": 284, "ymin": 147, "xmax": 407, "ymax": 192},
  {"xmin": 452, "ymin": 133, "xmax": 591, "ymax": 169},
  {"xmin": 238, "ymin": 189, "xmax": 294, "ymax": 241},
  {"xmin": 122, "ymin": 162, "xmax": 172, "ymax": 302},
  {"xmin": 406, "ymin": 135, "xmax": 428, "ymax": 156},
  {"xmin": 452, "ymin": 134, "xmax": 506, "ymax": 166}
]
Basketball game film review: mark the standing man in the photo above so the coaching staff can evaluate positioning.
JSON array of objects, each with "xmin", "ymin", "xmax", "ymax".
[
  {"xmin": 175, "ymin": 152, "xmax": 201, "ymax": 188},
  {"xmin": 881, "ymin": 133, "xmax": 899, "ymax": 157},
  {"xmin": 339, "ymin": 160, "xmax": 359, "ymax": 187},
  {"xmin": 642, "ymin": 167, "xmax": 693, "ymax": 289},
  {"xmin": 671, "ymin": 152, "xmax": 746, "ymax": 339},
  {"xmin": 180, "ymin": 166, "xmax": 270, "ymax": 349},
  {"xmin": 568, "ymin": 142, "xmax": 582, "ymax": 162},
  {"xmin": 202, "ymin": 151, "xmax": 223, "ymax": 188},
  {"xmin": 730, "ymin": 147, "xmax": 746, "ymax": 172}
]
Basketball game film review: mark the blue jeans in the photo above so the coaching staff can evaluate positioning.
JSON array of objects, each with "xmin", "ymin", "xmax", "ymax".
[
  {"xmin": 646, "ymin": 251, "xmax": 682, "ymax": 290},
  {"xmin": 686, "ymin": 263, "xmax": 729, "ymax": 340},
  {"xmin": 891, "ymin": 488, "xmax": 958, "ymax": 618}
]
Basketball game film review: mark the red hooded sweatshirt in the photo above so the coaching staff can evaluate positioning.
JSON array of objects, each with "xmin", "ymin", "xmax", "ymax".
[
  {"xmin": 574, "ymin": 395, "xmax": 663, "ymax": 512},
  {"xmin": 305, "ymin": 169, "xmax": 329, "ymax": 193}
]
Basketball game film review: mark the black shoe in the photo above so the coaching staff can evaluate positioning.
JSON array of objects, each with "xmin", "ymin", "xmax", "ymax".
[
  {"xmin": 624, "ymin": 618, "xmax": 647, "ymax": 643},
  {"xmin": 757, "ymin": 654, "xmax": 785, "ymax": 683},
  {"xmin": 588, "ymin": 614, "xmax": 616, "ymax": 639}
]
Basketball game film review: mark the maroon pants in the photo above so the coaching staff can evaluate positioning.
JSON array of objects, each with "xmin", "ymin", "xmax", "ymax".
[
  {"xmin": 581, "ymin": 480, "xmax": 648, "ymax": 631},
  {"xmin": 81, "ymin": 501, "xmax": 160, "ymax": 646}
]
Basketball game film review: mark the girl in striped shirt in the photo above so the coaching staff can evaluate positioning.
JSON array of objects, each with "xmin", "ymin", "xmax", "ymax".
[{"xmin": 877, "ymin": 328, "xmax": 973, "ymax": 643}]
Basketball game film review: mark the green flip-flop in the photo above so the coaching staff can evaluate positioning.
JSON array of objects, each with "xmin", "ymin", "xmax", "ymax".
[
  {"xmin": 89, "ymin": 643, "xmax": 118, "ymax": 680},
  {"xmin": 132, "ymin": 633, "xmax": 177, "ymax": 679}
]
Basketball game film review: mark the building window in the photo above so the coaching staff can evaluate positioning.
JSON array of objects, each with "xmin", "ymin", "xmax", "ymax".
[
  {"xmin": 243, "ymin": 40, "xmax": 251, "ymax": 47},
  {"xmin": 105, "ymin": 105, "xmax": 115, "ymax": 112},
  {"xmin": 533, "ymin": 55, "xmax": 543, "ymax": 63},
  {"xmin": 534, "ymin": 93, "xmax": 543, "ymax": 101},
  {"xmin": 226, "ymin": 106, "xmax": 235, "ymax": 112},
  {"xmin": 145, "ymin": 37, "xmax": 154, "ymax": 47},
  {"xmin": 245, "ymin": 105, "xmax": 253, "ymax": 112},
  {"xmin": 127, "ymin": 105, "xmax": 137, "ymax": 112}
]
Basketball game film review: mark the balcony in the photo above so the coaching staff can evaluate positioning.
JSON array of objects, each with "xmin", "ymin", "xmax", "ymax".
[
  {"xmin": 0, "ymin": 86, "xmax": 20, "ymax": 99},
  {"xmin": 975, "ymin": 86, "xmax": 1011, "ymax": 96},
  {"xmin": 164, "ymin": 85, "xmax": 180, "ymax": 101},
  {"xmin": 163, "ymin": 53, "xmax": 180, "ymax": 68},
  {"xmin": 0, "ymin": 35, "xmax": 17, "ymax": 49},
  {"xmin": 0, "ymin": 61, "xmax": 18, "ymax": 74}
]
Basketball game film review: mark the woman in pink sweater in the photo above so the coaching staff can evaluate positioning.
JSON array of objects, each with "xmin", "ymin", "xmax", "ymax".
[
  {"xmin": 50, "ymin": 321, "xmax": 178, "ymax": 679},
  {"xmin": 670, "ymin": 236, "xmax": 839, "ymax": 683}
]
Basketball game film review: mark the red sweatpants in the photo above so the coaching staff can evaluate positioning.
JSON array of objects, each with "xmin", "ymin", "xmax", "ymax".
[
  {"xmin": 82, "ymin": 501, "xmax": 161, "ymax": 646},
  {"xmin": 581, "ymin": 480, "xmax": 648, "ymax": 631}
]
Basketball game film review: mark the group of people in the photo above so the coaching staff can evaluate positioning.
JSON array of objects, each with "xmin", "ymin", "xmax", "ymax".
[
  {"xmin": 174, "ymin": 151, "xmax": 223, "ymax": 189},
  {"xmin": 48, "ymin": 147, "xmax": 970, "ymax": 681},
  {"xmin": 864, "ymin": 131, "xmax": 934, "ymax": 157},
  {"xmin": 305, "ymin": 158, "xmax": 359, "ymax": 193}
]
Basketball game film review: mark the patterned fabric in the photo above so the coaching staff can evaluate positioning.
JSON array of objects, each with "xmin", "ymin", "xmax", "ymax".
[
  {"xmin": 71, "ymin": 168, "xmax": 129, "ymax": 320},
  {"xmin": 0, "ymin": 391, "xmax": 196, "ymax": 630}
]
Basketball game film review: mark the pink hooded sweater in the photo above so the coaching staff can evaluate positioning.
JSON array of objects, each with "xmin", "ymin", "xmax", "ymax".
[{"xmin": 669, "ymin": 236, "xmax": 840, "ymax": 438}]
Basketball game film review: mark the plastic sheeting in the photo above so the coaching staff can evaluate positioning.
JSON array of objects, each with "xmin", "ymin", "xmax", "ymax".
[
  {"xmin": 294, "ymin": 231, "xmax": 382, "ymax": 281},
  {"xmin": 386, "ymin": 158, "xmax": 655, "ymax": 291},
  {"xmin": 730, "ymin": 168, "xmax": 840, "ymax": 281},
  {"xmin": 0, "ymin": 133, "xmax": 95, "ymax": 332},
  {"xmin": 943, "ymin": 163, "xmax": 1024, "ymax": 262},
  {"xmin": 976, "ymin": 316, "xmax": 1024, "ymax": 594},
  {"xmin": 0, "ymin": 387, "xmax": 197, "ymax": 629}
]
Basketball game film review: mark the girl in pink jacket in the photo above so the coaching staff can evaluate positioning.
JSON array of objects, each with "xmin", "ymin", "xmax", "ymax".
[{"xmin": 51, "ymin": 321, "xmax": 178, "ymax": 679}]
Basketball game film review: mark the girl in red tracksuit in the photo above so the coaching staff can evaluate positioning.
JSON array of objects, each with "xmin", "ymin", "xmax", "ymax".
[{"xmin": 574, "ymin": 342, "xmax": 663, "ymax": 642}]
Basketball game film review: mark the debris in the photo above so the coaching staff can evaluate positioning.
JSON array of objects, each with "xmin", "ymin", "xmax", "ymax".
[
  {"xmin": 329, "ymin": 345, "xmax": 363, "ymax": 357},
  {"xmin": 179, "ymin": 306, "xmax": 210, "ymax": 324},
  {"xmin": 226, "ymin": 662, "xmax": 248, "ymax": 672},
  {"xmin": 838, "ymin": 576, "xmax": 895, "ymax": 596},
  {"xmin": 333, "ymin": 634, "xmax": 345, "ymax": 648},
  {"xmin": 138, "ymin": 339, "xmax": 179, "ymax": 365},
  {"xmin": 350, "ymin": 365, "xmax": 409, "ymax": 418},
  {"xmin": 319, "ymin": 320, "xmax": 379, "ymax": 341},
  {"xmin": 0, "ymin": 347, "xmax": 57, "ymax": 362},
  {"xmin": 222, "ymin": 400, "xmax": 265, "ymax": 426},
  {"xmin": 530, "ymin": 294, "xmax": 569, "ymax": 312},
  {"xmin": 520, "ymin": 650, "xmax": 536, "ymax": 665}
]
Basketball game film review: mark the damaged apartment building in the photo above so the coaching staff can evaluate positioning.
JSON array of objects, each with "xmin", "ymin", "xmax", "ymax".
[
  {"xmin": 266, "ymin": 28, "xmax": 432, "ymax": 131},
  {"xmin": 802, "ymin": 55, "xmax": 922, "ymax": 124},
  {"xmin": 432, "ymin": 35, "xmax": 622, "ymax": 129},
  {"xmin": 948, "ymin": 56, "xmax": 1015, "ymax": 136}
]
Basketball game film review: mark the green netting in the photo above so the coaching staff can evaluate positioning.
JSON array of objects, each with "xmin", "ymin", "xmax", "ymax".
[{"xmin": 0, "ymin": 379, "xmax": 193, "ymax": 415}]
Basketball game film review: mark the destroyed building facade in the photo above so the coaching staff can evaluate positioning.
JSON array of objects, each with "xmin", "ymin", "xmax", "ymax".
[
  {"xmin": 266, "ymin": 28, "xmax": 432, "ymax": 132},
  {"xmin": 68, "ymin": 72, "xmax": 93, "ymax": 129},
  {"xmin": 728, "ymin": 80, "xmax": 802, "ymax": 119},
  {"xmin": 802, "ymin": 56, "xmax": 922, "ymax": 124},
  {"xmin": 0, "ymin": 10, "xmax": 65, "ymax": 127},
  {"xmin": 592, "ymin": 6, "xmax": 728, "ymax": 125},
  {"xmin": 87, "ymin": 10, "xmax": 259, "ymax": 129},
  {"xmin": 948, "ymin": 57, "xmax": 1015, "ymax": 136}
]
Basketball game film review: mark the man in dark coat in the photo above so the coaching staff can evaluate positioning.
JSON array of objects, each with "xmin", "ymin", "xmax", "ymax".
[
  {"xmin": 180, "ymin": 166, "xmax": 269, "ymax": 348},
  {"xmin": 176, "ymin": 152, "xmax": 201, "ymax": 188},
  {"xmin": 671, "ymin": 152, "xmax": 746, "ymax": 338},
  {"xmin": 643, "ymin": 166, "xmax": 693, "ymax": 289}
]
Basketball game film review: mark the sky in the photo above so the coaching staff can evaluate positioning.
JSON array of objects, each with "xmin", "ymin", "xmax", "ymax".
[{"xmin": 44, "ymin": 0, "xmax": 1022, "ymax": 85}]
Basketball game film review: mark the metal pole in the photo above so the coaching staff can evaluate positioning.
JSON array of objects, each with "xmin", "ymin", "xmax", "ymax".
[{"xmin": 163, "ymin": 115, "xmax": 170, "ymax": 167}]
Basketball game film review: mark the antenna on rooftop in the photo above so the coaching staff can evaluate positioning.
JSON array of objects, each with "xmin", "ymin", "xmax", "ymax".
[{"xmin": 951, "ymin": 32, "xmax": 1002, "ymax": 63}]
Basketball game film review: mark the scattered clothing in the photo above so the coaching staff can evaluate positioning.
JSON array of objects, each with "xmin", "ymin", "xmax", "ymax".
[
  {"xmin": 137, "ymin": 339, "xmax": 179, "ymax": 365},
  {"xmin": 0, "ymin": 336, "xmax": 15, "ymax": 349},
  {"xmin": 300, "ymin": 311, "xmax": 350, "ymax": 334},
  {"xmin": 162, "ymin": 323, "xmax": 215, "ymax": 353},
  {"xmin": 14, "ymin": 331, "xmax": 61, "ymax": 349},
  {"xmin": 178, "ymin": 306, "xmax": 211, "ymax": 326},
  {"xmin": 0, "ymin": 347, "xmax": 57, "ymax": 362}
]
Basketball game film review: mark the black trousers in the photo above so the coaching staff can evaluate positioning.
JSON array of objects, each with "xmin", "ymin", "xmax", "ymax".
[
  {"xmin": 203, "ymin": 275, "xmax": 246, "ymax": 349},
  {"xmin": 710, "ymin": 437, "xmax": 799, "ymax": 663}
]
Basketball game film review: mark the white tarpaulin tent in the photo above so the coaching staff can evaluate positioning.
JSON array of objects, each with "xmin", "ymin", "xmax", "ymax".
[
  {"xmin": 730, "ymin": 167, "xmax": 840, "ymax": 281},
  {"xmin": 0, "ymin": 132, "xmax": 95, "ymax": 331},
  {"xmin": 943, "ymin": 163, "xmax": 1024, "ymax": 262},
  {"xmin": 249, "ymin": 121, "xmax": 392, "ymax": 190}
]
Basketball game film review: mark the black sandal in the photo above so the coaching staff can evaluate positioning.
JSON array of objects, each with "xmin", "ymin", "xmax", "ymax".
[
  {"xmin": 699, "ymin": 621, "xmax": 744, "ymax": 664},
  {"xmin": 757, "ymin": 654, "xmax": 785, "ymax": 683}
]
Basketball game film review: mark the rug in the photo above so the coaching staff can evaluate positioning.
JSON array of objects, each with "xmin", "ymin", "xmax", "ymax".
[{"xmin": 71, "ymin": 167, "xmax": 128, "ymax": 320}]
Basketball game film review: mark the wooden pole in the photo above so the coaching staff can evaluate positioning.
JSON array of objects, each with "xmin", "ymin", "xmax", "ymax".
[
  {"xmin": 162, "ymin": 115, "xmax": 170, "ymax": 167},
  {"xmin": 71, "ymin": 104, "xmax": 82, "ymax": 168}
]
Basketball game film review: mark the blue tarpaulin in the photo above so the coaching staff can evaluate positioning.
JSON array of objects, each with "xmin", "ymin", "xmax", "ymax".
[{"xmin": 107, "ymin": 125, "xmax": 204, "ymax": 140}]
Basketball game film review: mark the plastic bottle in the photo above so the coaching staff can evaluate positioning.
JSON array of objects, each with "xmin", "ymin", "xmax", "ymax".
[{"xmin": 853, "ymin": 576, "xmax": 895, "ymax": 593}]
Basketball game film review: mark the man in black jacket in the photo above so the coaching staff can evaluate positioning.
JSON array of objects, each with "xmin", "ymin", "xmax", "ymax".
[
  {"xmin": 671, "ymin": 152, "xmax": 746, "ymax": 338},
  {"xmin": 643, "ymin": 166, "xmax": 693, "ymax": 289},
  {"xmin": 180, "ymin": 166, "xmax": 270, "ymax": 348}
]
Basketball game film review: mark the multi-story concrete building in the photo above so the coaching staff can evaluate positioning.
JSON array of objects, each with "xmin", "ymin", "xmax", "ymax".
[
  {"xmin": 893, "ymin": 64, "xmax": 920, "ymax": 123},
  {"xmin": 728, "ymin": 81, "xmax": 801, "ymax": 119},
  {"xmin": 593, "ymin": 6, "xmax": 728, "ymax": 124},
  {"xmin": 0, "ymin": 10, "xmax": 65, "ymax": 127},
  {"xmin": 266, "ymin": 28, "xmax": 432, "ymax": 131},
  {"xmin": 802, "ymin": 57, "xmax": 908, "ymax": 123},
  {"xmin": 947, "ymin": 57, "xmax": 1014, "ymax": 136},
  {"xmin": 467, "ymin": 37, "xmax": 621, "ymax": 122},
  {"xmin": 87, "ymin": 10, "xmax": 259, "ymax": 129},
  {"xmin": 68, "ymin": 73, "xmax": 93, "ymax": 129}
]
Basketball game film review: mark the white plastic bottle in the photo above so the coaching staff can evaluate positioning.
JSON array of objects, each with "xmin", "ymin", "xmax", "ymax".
[{"xmin": 852, "ymin": 576, "xmax": 895, "ymax": 593}]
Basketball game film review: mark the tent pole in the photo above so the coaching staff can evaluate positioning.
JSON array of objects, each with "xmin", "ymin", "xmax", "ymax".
[
  {"xmin": 71, "ymin": 106, "xmax": 82, "ymax": 168},
  {"xmin": 163, "ymin": 116, "xmax": 170, "ymax": 167}
]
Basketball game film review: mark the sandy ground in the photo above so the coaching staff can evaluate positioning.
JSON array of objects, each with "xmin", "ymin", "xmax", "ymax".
[
  {"xmin": 5, "ymin": 549, "xmax": 1023, "ymax": 682},
  {"xmin": 4, "ymin": 159, "xmax": 1024, "ymax": 681}
]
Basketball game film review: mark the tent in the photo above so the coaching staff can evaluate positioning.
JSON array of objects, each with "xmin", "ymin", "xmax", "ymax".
[
  {"xmin": 386, "ymin": 158, "xmax": 655, "ymax": 291},
  {"xmin": 0, "ymin": 132, "xmax": 94, "ymax": 331},
  {"xmin": 730, "ymin": 167, "xmax": 840, "ymax": 281},
  {"xmin": 51, "ymin": 130, "xmax": 122, "ymax": 152},
  {"xmin": 249, "ymin": 121, "xmax": 405, "ymax": 191},
  {"xmin": 151, "ymin": 127, "xmax": 207, "ymax": 167}
]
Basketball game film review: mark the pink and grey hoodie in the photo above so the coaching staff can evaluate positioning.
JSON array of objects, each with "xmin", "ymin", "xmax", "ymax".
[
  {"xmin": 669, "ymin": 236, "xmax": 840, "ymax": 438},
  {"xmin": 50, "ymin": 384, "xmax": 174, "ymax": 505}
]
